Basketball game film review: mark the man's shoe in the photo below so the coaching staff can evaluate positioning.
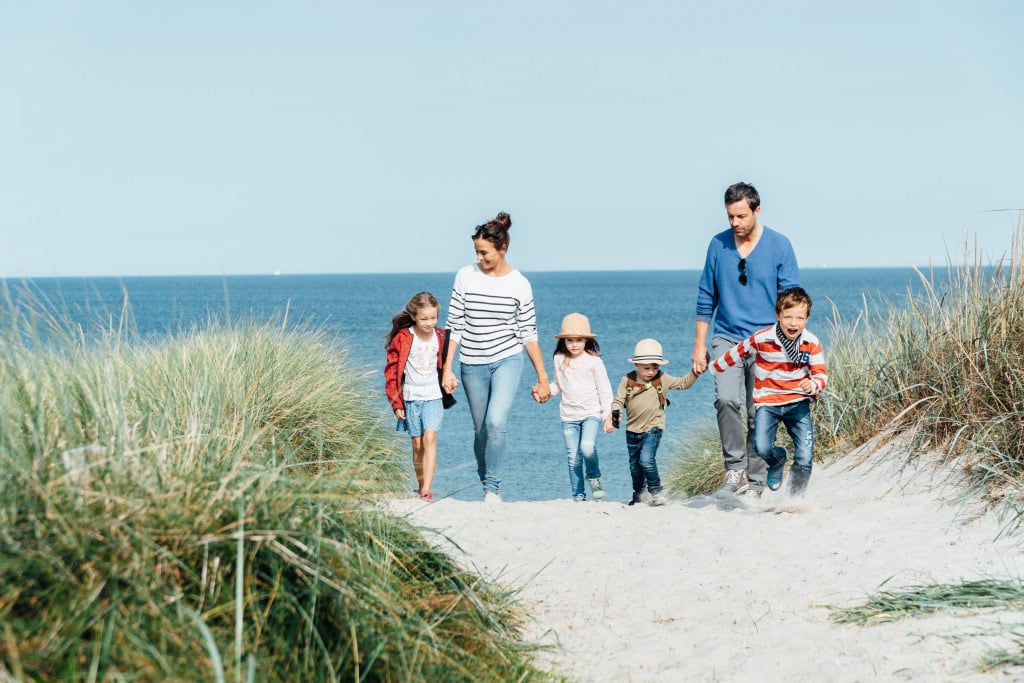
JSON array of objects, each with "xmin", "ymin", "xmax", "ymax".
[
  {"xmin": 767, "ymin": 446, "xmax": 786, "ymax": 491},
  {"xmin": 588, "ymin": 478, "xmax": 606, "ymax": 500},
  {"xmin": 572, "ymin": 493, "xmax": 586, "ymax": 502},
  {"xmin": 628, "ymin": 490, "xmax": 643, "ymax": 506},
  {"xmin": 649, "ymin": 490, "xmax": 667, "ymax": 506},
  {"xmin": 719, "ymin": 469, "xmax": 749, "ymax": 495}
]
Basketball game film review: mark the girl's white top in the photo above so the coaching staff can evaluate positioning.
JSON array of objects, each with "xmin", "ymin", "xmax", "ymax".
[
  {"xmin": 550, "ymin": 352, "xmax": 614, "ymax": 422},
  {"xmin": 403, "ymin": 329, "xmax": 442, "ymax": 401},
  {"xmin": 445, "ymin": 264, "xmax": 538, "ymax": 365}
]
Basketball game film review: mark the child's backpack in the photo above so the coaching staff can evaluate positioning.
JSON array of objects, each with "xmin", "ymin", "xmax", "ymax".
[{"xmin": 623, "ymin": 370, "xmax": 670, "ymax": 410}]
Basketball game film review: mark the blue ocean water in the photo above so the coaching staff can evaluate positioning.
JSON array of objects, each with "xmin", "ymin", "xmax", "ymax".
[{"xmin": 8, "ymin": 268, "xmax": 937, "ymax": 502}]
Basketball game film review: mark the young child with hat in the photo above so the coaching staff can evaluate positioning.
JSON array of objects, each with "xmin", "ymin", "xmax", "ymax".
[
  {"xmin": 611, "ymin": 339, "xmax": 701, "ymax": 506},
  {"xmin": 542, "ymin": 313, "xmax": 615, "ymax": 501}
]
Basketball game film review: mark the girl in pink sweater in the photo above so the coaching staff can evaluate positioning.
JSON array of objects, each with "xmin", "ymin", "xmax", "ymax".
[{"xmin": 544, "ymin": 313, "xmax": 614, "ymax": 501}]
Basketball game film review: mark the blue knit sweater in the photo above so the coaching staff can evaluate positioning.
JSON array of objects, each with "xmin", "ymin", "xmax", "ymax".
[{"xmin": 695, "ymin": 226, "xmax": 800, "ymax": 343}]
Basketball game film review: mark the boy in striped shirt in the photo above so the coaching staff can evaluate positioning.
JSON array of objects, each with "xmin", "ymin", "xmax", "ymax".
[{"xmin": 709, "ymin": 287, "xmax": 827, "ymax": 496}]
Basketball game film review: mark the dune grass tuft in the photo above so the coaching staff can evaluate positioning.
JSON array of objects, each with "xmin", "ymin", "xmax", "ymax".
[
  {"xmin": 826, "ymin": 578, "xmax": 1024, "ymax": 626},
  {"xmin": 0, "ymin": 291, "xmax": 550, "ymax": 681},
  {"xmin": 664, "ymin": 423, "xmax": 725, "ymax": 497}
]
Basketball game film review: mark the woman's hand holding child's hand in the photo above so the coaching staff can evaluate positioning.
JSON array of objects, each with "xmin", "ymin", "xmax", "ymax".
[
  {"xmin": 532, "ymin": 380, "xmax": 551, "ymax": 403},
  {"xmin": 441, "ymin": 369, "xmax": 458, "ymax": 394}
]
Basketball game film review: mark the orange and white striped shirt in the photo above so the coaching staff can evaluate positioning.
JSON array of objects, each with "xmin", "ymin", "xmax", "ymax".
[{"xmin": 710, "ymin": 326, "xmax": 827, "ymax": 406}]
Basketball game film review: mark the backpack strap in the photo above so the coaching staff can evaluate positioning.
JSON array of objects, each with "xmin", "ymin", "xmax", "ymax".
[{"xmin": 623, "ymin": 371, "xmax": 670, "ymax": 410}]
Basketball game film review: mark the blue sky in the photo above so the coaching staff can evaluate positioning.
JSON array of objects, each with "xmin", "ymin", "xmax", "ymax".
[{"xmin": 1, "ymin": 2, "xmax": 1022, "ymax": 277}]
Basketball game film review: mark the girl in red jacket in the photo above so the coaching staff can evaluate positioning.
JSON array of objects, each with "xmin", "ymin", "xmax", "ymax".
[{"xmin": 384, "ymin": 292, "xmax": 450, "ymax": 501}]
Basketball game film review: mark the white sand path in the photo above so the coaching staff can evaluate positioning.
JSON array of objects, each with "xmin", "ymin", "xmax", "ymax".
[{"xmin": 388, "ymin": 452, "xmax": 1024, "ymax": 682}]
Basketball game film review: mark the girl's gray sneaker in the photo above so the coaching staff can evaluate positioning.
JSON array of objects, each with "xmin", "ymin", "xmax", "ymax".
[{"xmin": 588, "ymin": 478, "xmax": 606, "ymax": 500}]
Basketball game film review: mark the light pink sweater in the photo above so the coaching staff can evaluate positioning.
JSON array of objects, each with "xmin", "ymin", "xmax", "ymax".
[{"xmin": 549, "ymin": 352, "xmax": 614, "ymax": 422}]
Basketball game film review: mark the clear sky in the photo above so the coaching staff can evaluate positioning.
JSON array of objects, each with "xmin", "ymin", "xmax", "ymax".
[{"xmin": 2, "ymin": 2, "xmax": 1022, "ymax": 277}]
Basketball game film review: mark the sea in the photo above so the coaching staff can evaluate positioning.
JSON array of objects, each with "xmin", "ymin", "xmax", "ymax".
[{"xmin": 8, "ymin": 268, "xmax": 942, "ymax": 503}]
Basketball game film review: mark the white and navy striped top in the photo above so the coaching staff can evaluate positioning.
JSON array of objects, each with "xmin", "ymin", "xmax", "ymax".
[{"xmin": 446, "ymin": 264, "xmax": 538, "ymax": 365}]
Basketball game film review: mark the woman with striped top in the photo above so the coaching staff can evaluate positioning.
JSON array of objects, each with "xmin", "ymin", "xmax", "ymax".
[{"xmin": 441, "ymin": 211, "xmax": 551, "ymax": 504}]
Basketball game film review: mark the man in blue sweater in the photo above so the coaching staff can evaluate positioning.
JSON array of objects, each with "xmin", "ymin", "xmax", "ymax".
[{"xmin": 691, "ymin": 183, "xmax": 800, "ymax": 496}]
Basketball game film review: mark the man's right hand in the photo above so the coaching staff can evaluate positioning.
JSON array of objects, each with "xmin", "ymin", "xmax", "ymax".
[{"xmin": 692, "ymin": 344, "xmax": 709, "ymax": 374}]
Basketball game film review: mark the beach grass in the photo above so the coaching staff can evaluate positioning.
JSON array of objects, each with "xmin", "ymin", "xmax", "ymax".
[
  {"xmin": 814, "ymin": 220, "xmax": 1024, "ymax": 518},
  {"xmin": 827, "ymin": 577, "xmax": 1024, "ymax": 674},
  {"xmin": 826, "ymin": 578, "xmax": 1024, "ymax": 626},
  {"xmin": 664, "ymin": 423, "xmax": 724, "ymax": 496},
  {"xmin": 0, "ymin": 291, "xmax": 549, "ymax": 681}
]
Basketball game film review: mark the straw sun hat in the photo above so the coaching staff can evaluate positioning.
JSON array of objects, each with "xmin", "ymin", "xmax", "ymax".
[
  {"xmin": 553, "ymin": 313, "xmax": 596, "ymax": 339},
  {"xmin": 629, "ymin": 338, "xmax": 669, "ymax": 365}
]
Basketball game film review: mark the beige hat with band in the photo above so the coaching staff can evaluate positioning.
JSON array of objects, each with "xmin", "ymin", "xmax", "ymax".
[
  {"xmin": 629, "ymin": 338, "xmax": 669, "ymax": 365},
  {"xmin": 554, "ymin": 312, "xmax": 596, "ymax": 339}
]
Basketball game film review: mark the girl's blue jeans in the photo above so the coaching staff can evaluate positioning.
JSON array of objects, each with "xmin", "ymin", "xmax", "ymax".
[
  {"xmin": 754, "ymin": 399, "xmax": 814, "ymax": 479},
  {"xmin": 460, "ymin": 351, "xmax": 524, "ymax": 493},
  {"xmin": 627, "ymin": 427, "xmax": 663, "ymax": 495},
  {"xmin": 562, "ymin": 416, "xmax": 602, "ymax": 497}
]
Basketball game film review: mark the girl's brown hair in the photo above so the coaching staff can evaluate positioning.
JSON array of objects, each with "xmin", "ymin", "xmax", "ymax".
[
  {"xmin": 471, "ymin": 211, "xmax": 512, "ymax": 251},
  {"xmin": 553, "ymin": 337, "xmax": 601, "ymax": 360},
  {"xmin": 385, "ymin": 291, "xmax": 440, "ymax": 348}
]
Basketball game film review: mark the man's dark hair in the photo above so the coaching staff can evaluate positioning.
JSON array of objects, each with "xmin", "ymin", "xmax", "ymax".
[{"xmin": 724, "ymin": 182, "xmax": 760, "ymax": 211}]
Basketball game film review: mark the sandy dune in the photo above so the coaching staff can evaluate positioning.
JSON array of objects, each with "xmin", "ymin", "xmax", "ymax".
[{"xmin": 388, "ymin": 452, "xmax": 1024, "ymax": 681}]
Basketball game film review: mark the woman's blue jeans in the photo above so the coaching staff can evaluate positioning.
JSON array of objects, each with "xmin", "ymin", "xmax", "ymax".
[
  {"xmin": 460, "ymin": 351, "xmax": 524, "ymax": 493},
  {"xmin": 754, "ymin": 399, "xmax": 814, "ymax": 480},
  {"xmin": 627, "ymin": 427, "xmax": 663, "ymax": 495},
  {"xmin": 562, "ymin": 416, "xmax": 602, "ymax": 497}
]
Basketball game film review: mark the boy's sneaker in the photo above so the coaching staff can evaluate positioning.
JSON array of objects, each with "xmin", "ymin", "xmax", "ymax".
[
  {"xmin": 572, "ymin": 494, "xmax": 586, "ymax": 502},
  {"xmin": 767, "ymin": 446, "xmax": 786, "ymax": 491},
  {"xmin": 649, "ymin": 490, "xmax": 667, "ymax": 506},
  {"xmin": 588, "ymin": 478, "xmax": 606, "ymax": 500},
  {"xmin": 719, "ymin": 469, "xmax": 749, "ymax": 495},
  {"xmin": 483, "ymin": 491, "xmax": 503, "ymax": 505}
]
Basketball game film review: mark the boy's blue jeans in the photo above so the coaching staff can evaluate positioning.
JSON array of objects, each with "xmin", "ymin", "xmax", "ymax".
[
  {"xmin": 627, "ymin": 427, "xmax": 663, "ymax": 495},
  {"xmin": 460, "ymin": 351, "xmax": 524, "ymax": 494},
  {"xmin": 562, "ymin": 416, "xmax": 602, "ymax": 498},
  {"xmin": 754, "ymin": 399, "xmax": 814, "ymax": 480}
]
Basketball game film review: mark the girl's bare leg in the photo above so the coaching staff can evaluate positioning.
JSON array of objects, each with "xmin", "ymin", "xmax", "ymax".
[
  {"xmin": 420, "ymin": 429, "xmax": 438, "ymax": 494},
  {"xmin": 410, "ymin": 435, "xmax": 425, "ymax": 492}
]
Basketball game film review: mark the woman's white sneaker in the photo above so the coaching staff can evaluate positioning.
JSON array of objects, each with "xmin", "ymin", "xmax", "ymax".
[{"xmin": 483, "ymin": 491, "xmax": 503, "ymax": 505}]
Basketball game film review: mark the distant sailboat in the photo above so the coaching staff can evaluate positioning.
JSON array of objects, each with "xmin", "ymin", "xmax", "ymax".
[{"xmin": 273, "ymin": 269, "xmax": 282, "ymax": 276}]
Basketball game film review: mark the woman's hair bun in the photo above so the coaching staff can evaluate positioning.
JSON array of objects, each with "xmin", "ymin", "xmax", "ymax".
[{"xmin": 493, "ymin": 212, "xmax": 511, "ymax": 230}]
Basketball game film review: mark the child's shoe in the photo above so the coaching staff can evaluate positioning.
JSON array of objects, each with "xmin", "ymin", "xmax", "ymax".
[
  {"xmin": 588, "ymin": 478, "xmax": 606, "ymax": 500},
  {"xmin": 789, "ymin": 470, "xmax": 810, "ymax": 497},
  {"xmin": 572, "ymin": 494, "xmax": 586, "ymax": 502},
  {"xmin": 766, "ymin": 446, "xmax": 787, "ymax": 491}
]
